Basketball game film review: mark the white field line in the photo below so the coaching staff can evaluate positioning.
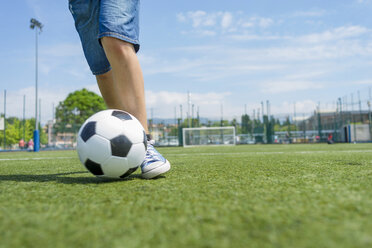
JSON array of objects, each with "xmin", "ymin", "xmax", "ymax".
[
  {"xmin": 167, "ymin": 150, "xmax": 372, "ymax": 157},
  {"xmin": 0, "ymin": 149, "xmax": 371, "ymax": 161},
  {"xmin": 0, "ymin": 157, "xmax": 75, "ymax": 161}
]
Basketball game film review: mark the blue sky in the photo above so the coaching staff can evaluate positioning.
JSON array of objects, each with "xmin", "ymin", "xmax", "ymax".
[{"xmin": 1, "ymin": 0, "xmax": 372, "ymax": 123}]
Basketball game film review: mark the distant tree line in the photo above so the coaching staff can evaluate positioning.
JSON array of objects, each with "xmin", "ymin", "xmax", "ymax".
[
  {"xmin": 0, "ymin": 88, "xmax": 105, "ymax": 149},
  {"xmin": 1, "ymin": 87, "xmax": 302, "ymax": 148},
  {"xmin": 0, "ymin": 117, "xmax": 47, "ymax": 148}
]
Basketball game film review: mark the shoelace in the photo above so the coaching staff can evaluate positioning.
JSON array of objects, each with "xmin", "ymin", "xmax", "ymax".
[{"xmin": 142, "ymin": 143, "xmax": 164, "ymax": 164}]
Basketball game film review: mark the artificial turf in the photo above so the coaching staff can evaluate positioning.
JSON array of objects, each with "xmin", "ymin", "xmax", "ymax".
[{"xmin": 0, "ymin": 144, "xmax": 371, "ymax": 248}]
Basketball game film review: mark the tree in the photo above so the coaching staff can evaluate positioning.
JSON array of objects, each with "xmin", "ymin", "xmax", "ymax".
[
  {"xmin": 3, "ymin": 117, "xmax": 21, "ymax": 146},
  {"xmin": 54, "ymin": 89, "xmax": 106, "ymax": 134}
]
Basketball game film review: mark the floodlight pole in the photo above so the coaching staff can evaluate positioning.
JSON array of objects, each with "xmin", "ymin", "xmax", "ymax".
[
  {"xmin": 187, "ymin": 91, "xmax": 191, "ymax": 128},
  {"xmin": 35, "ymin": 25, "xmax": 38, "ymax": 132},
  {"xmin": 30, "ymin": 18, "xmax": 43, "ymax": 152},
  {"xmin": 3, "ymin": 90, "xmax": 6, "ymax": 149},
  {"xmin": 23, "ymin": 95, "xmax": 26, "ymax": 141},
  {"xmin": 369, "ymin": 88, "xmax": 372, "ymax": 139}
]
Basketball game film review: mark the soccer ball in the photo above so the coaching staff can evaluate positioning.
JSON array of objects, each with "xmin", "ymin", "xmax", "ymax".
[{"xmin": 77, "ymin": 109, "xmax": 147, "ymax": 178}]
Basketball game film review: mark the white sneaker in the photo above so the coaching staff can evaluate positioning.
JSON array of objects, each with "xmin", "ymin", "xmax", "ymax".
[{"xmin": 140, "ymin": 142, "xmax": 170, "ymax": 179}]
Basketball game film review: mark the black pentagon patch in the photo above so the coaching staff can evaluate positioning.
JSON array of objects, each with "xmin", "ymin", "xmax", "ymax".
[
  {"xmin": 112, "ymin": 110, "xmax": 132, "ymax": 121},
  {"xmin": 119, "ymin": 167, "xmax": 138, "ymax": 178},
  {"xmin": 110, "ymin": 135, "xmax": 132, "ymax": 157},
  {"xmin": 85, "ymin": 159, "xmax": 104, "ymax": 175},
  {"xmin": 80, "ymin": 121, "xmax": 96, "ymax": 142},
  {"xmin": 143, "ymin": 131, "xmax": 148, "ymax": 150}
]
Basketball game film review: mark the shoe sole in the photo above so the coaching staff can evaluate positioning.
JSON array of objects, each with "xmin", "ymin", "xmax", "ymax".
[{"xmin": 141, "ymin": 160, "xmax": 171, "ymax": 179}]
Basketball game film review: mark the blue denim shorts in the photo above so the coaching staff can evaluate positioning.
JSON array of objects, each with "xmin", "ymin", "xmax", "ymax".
[{"xmin": 69, "ymin": 0, "xmax": 140, "ymax": 75}]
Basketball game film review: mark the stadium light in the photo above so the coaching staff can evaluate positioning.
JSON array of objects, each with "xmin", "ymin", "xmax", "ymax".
[{"xmin": 30, "ymin": 18, "xmax": 43, "ymax": 152}]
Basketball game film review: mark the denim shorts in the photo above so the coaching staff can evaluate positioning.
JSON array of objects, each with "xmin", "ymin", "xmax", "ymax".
[{"xmin": 69, "ymin": 0, "xmax": 140, "ymax": 75}]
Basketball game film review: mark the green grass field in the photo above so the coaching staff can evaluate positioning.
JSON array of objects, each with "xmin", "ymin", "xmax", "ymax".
[{"xmin": 0, "ymin": 144, "xmax": 372, "ymax": 248}]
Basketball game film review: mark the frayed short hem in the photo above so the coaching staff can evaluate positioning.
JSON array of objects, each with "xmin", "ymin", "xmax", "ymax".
[
  {"xmin": 98, "ymin": 32, "xmax": 140, "ymax": 53},
  {"xmin": 92, "ymin": 66, "xmax": 112, "ymax": 76}
]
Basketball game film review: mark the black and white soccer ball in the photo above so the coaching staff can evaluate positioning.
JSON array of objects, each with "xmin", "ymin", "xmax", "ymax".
[{"xmin": 77, "ymin": 109, "xmax": 147, "ymax": 179}]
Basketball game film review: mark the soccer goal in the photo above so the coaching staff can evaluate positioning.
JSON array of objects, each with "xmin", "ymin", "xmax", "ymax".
[{"xmin": 182, "ymin": 126, "xmax": 236, "ymax": 147}]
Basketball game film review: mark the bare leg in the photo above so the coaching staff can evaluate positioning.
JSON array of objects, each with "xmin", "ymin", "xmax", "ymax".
[
  {"xmin": 96, "ymin": 70, "xmax": 122, "ymax": 109},
  {"xmin": 96, "ymin": 38, "xmax": 170, "ymax": 179},
  {"xmin": 96, "ymin": 36, "xmax": 148, "ymax": 133}
]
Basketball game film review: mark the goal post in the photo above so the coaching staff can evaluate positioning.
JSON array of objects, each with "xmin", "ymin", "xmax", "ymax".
[{"xmin": 182, "ymin": 126, "xmax": 236, "ymax": 147}]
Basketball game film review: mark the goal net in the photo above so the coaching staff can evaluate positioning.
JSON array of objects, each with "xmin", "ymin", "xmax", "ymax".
[{"xmin": 182, "ymin": 126, "xmax": 236, "ymax": 147}]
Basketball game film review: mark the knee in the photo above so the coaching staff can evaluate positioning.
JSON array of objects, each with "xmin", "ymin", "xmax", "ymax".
[{"xmin": 101, "ymin": 37, "xmax": 135, "ymax": 55}]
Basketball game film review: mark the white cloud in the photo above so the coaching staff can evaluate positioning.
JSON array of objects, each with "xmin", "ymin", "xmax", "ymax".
[
  {"xmin": 258, "ymin": 17, "xmax": 274, "ymax": 28},
  {"xmin": 229, "ymin": 34, "xmax": 286, "ymax": 41},
  {"xmin": 199, "ymin": 30, "xmax": 217, "ymax": 36},
  {"xmin": 141, "ymin": 47, "xmax": 287, "ymax": 82},
  {"xmin": 3, "ymin": 87, "xmax": 234, "ymax": 122},
  {"xmin": 352, "ymin": 80, "xmax": 372, "ymax": 85},
  {"xmin": 145, "ymin": 90, "xmax": 231, "ymax": 118},
  {"xmin": 177, "ymin": 11, "xmax": 274, "ymax": 36},
  {"xmin": 2, "ymin": 86, "xmax": 69, "ymax": 124},
  {"xmin": 237, "ymin": 16, "xmax": 274, "ymax": 29},
  {"xmin": 138, "ymin": 53, "xmax": 157, "ymax": 65},
  {"xmin": 2, "ymin": 83, "xmax": 102, "ymax": 125},
  {"xmin": 261, "ymin": 81, "xmax": 324, "ymax": 94},
  {"xmin": 284, "ymin": 71, "xmax": 327, "ymax": 80},
  {"xmin": 221, "ymin": 12, "xmax": 233, "ymax": 29},
  {"xmin": 179, "ymin": 10, "xmax": 217, "ymax": 28},
  {"xmin": 84, "ymin": 84, "xmax": 101, "ymax": 95},
  {"xmin": 141, "ymin": 28, "xmax": 372, "ymax": 86},
  {"xmin": 240, "ymin": 40, "xmax": 372, "ymax": 61},
  {"xmin": 41, "ymin": 43, "xmax": 82, "ymax": 58},
  {"xmin": 240, "ymin": 21, "xmax": 254, "ymax": 28},
  {"xmin": 298, "ymin": 25, "xmax": 369, "ymax": 43},
  {"xmin": 176, "ymin": 13, "xmax": 186, "ymax": 22},
  {"xmin": 357, "ymin": 0, "xmax": 371, "ymax": 3},
  {"xmin": 146, "ymin": 90, "xmax": 231, "ymax": 106},
  {"xmin": 270, "ymin": 100, "xmax": 318, "ymax": 115},
  {"xmin": 292, "ymin": 10, "xmax": 326, "ymax": 17}
]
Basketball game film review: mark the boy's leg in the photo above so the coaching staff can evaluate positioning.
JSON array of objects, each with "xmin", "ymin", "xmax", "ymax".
[
  {"xmin": 96, "ymin": 71, "xmax": 122, "ymax": 111},
  {"xmin": 98, "ymin": 37, "xmax": 148, "ymax": 132},
  {"xmin": 70, "ymin": 0, "xmax": 170, "ymax": 178},
  {"xmin": 99, "ymin": 36, "xmax": 170, "ymax": 179}
]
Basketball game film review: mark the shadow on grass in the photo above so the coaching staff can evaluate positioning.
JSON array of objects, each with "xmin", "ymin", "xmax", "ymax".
[{"xmin": 0, "ymin": 171, "xmax": 158, "ymax": 184}]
